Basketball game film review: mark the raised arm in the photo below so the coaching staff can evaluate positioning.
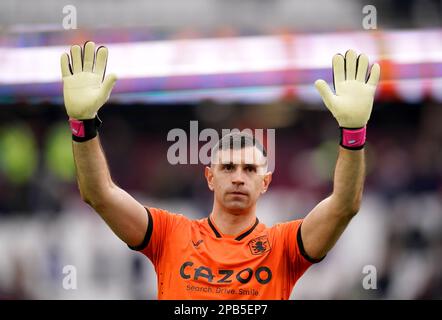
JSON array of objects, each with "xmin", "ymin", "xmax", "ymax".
[
  {"xmin": 61, "ymin": 42, "xmax": 147, "ymax": 247},
  {"xmin": 300, "ymin": 50, "xmax": 380, "ymax": 260}
]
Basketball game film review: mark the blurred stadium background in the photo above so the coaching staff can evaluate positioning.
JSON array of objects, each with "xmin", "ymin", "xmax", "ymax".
[{"xmin": 0, "ymin": 0, "xmax": 441, "ymax": 299}]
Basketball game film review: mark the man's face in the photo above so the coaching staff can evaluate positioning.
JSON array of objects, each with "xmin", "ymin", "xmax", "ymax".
[{"xmin": 205, "ymin": 146, "xmax": 272, "ymax": 214}]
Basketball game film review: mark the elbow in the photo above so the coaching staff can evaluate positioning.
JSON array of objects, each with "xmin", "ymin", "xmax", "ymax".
[
  {"xmin": 346, "ymin": 195, "xmax": 362, "ymax": 217},
  {"xmin": 352, "ymin": 191, "xmax": 364, "ymax": 215},
  {"xmin": 78, "ymin": 187, "xmax": 89, "ymax": 204},
  {"xmin": 81, "ymin": 194, "xmax": 108, "ymax": 212},
  {"xmin": 347, "ymin": 202, "xmax": 361, "ymax": 217},
  {"xmin": 336, "ymin": 204, "xmax": 360, "ymax": 220},
  {"xmin": 79, "ymin": 191, "xmax": 95, "ymax": 208},
  {"xmin": 331, "ymin": 195, "xmax": 362, "ymax": 218},
  {"xmin": 78, "ymin": 187, "xmax": 112, "ymax": 211}
]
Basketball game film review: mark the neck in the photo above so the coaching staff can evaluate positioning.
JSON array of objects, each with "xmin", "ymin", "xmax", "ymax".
[{"xmin": 210, "ymin": 202, "xmax": 257, "ymax": 236}]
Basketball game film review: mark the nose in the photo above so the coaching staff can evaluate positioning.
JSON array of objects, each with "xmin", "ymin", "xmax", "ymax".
[{"xmin": 231, "ymin": 167, "xmax": 245, "ymax": 186}]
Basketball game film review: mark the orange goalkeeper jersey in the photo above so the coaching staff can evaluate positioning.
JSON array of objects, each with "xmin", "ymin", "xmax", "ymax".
[{"xmin": 129, "ymin": 207, "xmax": 323, "ymax": 300}]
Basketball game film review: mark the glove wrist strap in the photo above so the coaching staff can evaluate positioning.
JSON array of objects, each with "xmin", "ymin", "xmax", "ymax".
[
  {"xmin": 340, "ymin": 126, "xmax": 366, "ymax": 150},
  {"xmin": 69, "ymin": 116, "xmax": 102, "ymax": 142}
]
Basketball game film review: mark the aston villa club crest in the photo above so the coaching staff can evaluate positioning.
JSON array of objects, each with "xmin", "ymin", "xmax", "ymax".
[{"xmin": 248, "ymin": 236, "xmax": 271, "ymax": 255}]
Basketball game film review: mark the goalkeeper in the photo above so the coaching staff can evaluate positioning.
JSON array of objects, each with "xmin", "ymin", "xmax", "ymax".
[{"xmin": 61, "ymin": 42, "xmax": 380, "ymax": 299}]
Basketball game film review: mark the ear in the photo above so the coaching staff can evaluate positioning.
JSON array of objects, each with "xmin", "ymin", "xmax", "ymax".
[
  {"xmin": 205, "ymin": 166, "xmax": 214, "ymax": 191},
  {"xmin": 261, "ymin": 171, "xmax": 272, "ymax": 194}
]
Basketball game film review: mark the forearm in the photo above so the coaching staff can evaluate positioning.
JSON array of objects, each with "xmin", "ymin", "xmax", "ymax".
[
  {"xmin": 330, "ymin": 146, "xmax": 365, "ymax": 215},
  {"xmin": 72, "ymin": 135, "xmax": 115, "ymax": 206}
]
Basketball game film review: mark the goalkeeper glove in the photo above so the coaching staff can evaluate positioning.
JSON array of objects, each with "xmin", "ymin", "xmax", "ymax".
[
  {"xmin": 60, "ymin": 41, "xmax": 117, "ymax": 141},
  {"xmin": 315, "ymin": 49, "xmax": 380, "ymax": 149}
]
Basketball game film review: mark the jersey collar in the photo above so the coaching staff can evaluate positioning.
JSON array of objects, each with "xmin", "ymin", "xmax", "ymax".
[{"xmin": 207, "ymin": 216, "xmax": 260, "ymax": 241}]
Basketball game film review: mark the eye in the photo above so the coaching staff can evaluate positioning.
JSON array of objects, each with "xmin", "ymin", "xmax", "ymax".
[
  {"xmin": 222, "ymin": 163, "xmax": 234, "ymax": 171},
  {"xmin": 245, "ymin": 165, "xmax": 256, "ymax": 173}
]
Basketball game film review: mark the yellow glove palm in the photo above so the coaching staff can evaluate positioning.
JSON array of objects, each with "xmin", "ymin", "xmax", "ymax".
[
  {"xmin": 61, "ymin": 42, "xmax": 117, "ymax": 120},
  {"xmin": 315, "ymin": 50, "xmax": 380, "ymax": 128}
]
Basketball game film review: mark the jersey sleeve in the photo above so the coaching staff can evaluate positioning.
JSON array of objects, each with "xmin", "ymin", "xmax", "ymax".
[
  {"xmin": 128, "ymin": 207, "xmax": 187, "ymax": 267},
  {"xmin": 275, "ymin": 219, "xmax": 325, "ymax": 283}
]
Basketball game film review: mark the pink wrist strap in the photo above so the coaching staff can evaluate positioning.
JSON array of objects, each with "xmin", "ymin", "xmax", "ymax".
[
  {"xmin": 68, "ymin": 116, "xmax": 101, "ymax": 142},
  {"xmin": 340, "ymin": 126, "xmax": 366, "ymax": 150},
  {"xmin": 69, "ymin": 119, "xmax": 86, "ymax": 138}
]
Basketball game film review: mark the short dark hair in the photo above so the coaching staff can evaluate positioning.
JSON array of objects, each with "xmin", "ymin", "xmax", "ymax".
[{"xmin": 210, "ymin": 132, "xmax": 267, "ymax": 165}]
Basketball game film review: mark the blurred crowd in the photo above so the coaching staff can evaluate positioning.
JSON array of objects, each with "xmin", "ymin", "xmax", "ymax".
[{"xmin": 0, "ymin": 100, "xmax": 441, "ymax": 299}]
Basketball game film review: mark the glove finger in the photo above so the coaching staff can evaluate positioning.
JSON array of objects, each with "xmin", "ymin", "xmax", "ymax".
[
  {"xmin": 356, "ymin": 54, "xmax": 369, "ymax": 82},
  {"xmin": 70, "ymin": 45, "xmax": 83, "ymax": 74},
  {"xmin": 98, "ymin": 74, "xmax": 117, "ymax": 108},
  {"xmin": 83, "ymin": 41, "xmax": 95, "ymax": 73},
  {"xmin": 345, "ymin": 49, "xmax": 357, "ymax": 81},
  {"xmin": 367, "ymin": 63, "xmax": 381, "ymax": 86},
  {"xmin": 332, "ymin": 54, "xmax": 345, "ymax": 91},
  {"xmin": 60, "ymin": 53, "xmax": 72, "ymax": 78},
  {"xmin": 102, "ymin": 73, "xmax": 117, "ymax": 95},
  {"xmin": 94, "ymin": 46, "xmax": 108, "ymax": 80},
  {"xmin": 315, "ymin": 79, "xmax": 335, "ymax": 112}
]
